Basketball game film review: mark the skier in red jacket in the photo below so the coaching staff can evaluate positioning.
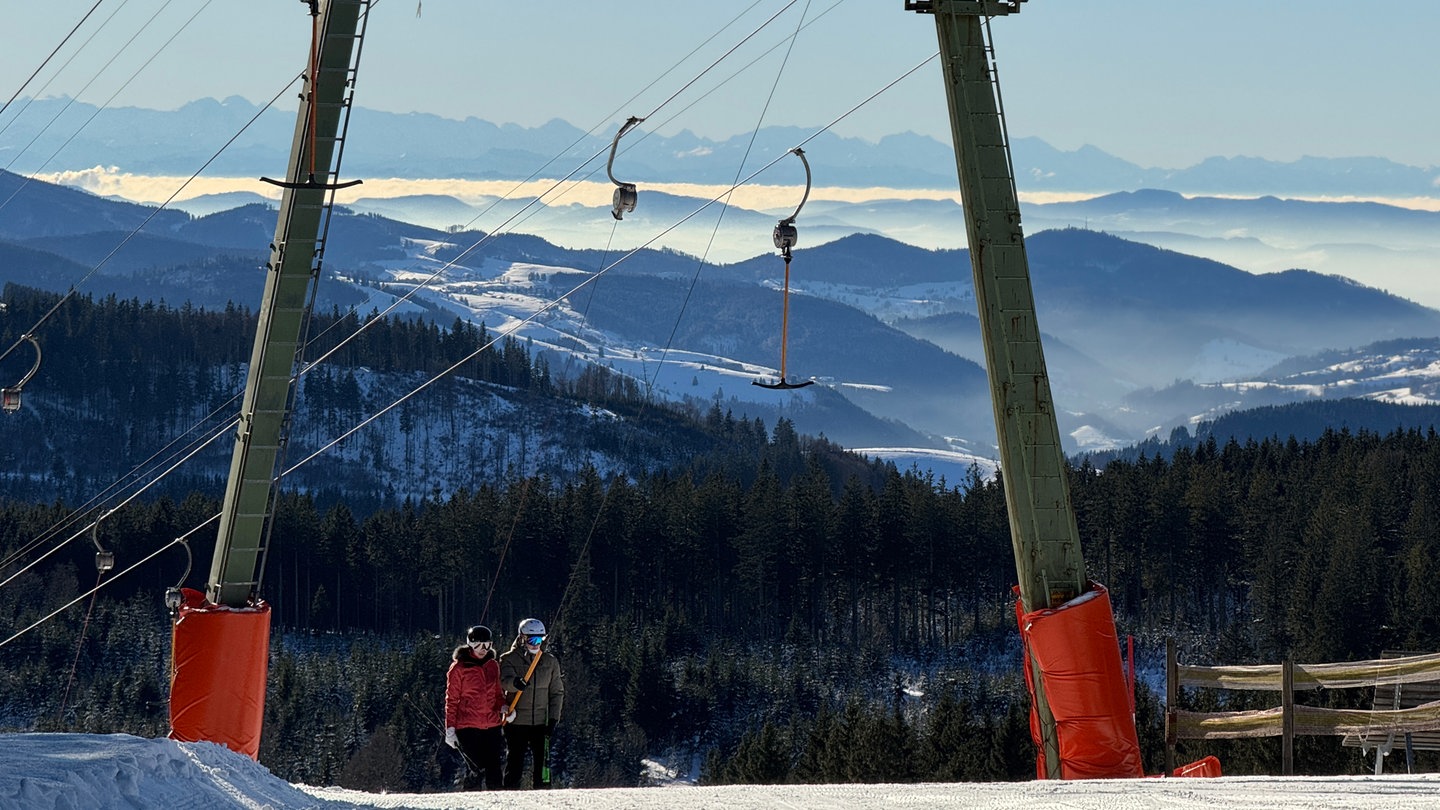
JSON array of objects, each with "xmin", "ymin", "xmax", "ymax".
[{"xmin": 445, "ymin": 625, "xmax": 511, "ymax": 790}]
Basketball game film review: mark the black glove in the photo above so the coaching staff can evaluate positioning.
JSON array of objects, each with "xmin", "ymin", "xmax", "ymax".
[
  {"xmin": 512, "ymin": 676, "xmax": 529, "ymax": 691},
  {"xmin": 546, "ymin": 719, "xmax": 557, "ymax": 736}
]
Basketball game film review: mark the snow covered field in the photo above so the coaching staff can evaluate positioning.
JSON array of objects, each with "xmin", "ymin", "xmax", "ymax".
[{"xmin": 5, "ymin": 733, "xmax": 1438, "ymax": 810}]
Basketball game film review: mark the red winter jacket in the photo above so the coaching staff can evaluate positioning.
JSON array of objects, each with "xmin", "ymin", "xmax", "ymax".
[{"xmin": 445, "ymin": 645, "xmax": 505, "ymax": 729}]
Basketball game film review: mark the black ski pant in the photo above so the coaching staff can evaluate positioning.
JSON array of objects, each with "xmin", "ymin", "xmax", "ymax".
[
  {"xmin": 503, "ymin": 723, "xmax": 550, "ymax": 789},
  {"xmin": 456, "ymin": 726, "xmax": 505, "ymax": 790}
]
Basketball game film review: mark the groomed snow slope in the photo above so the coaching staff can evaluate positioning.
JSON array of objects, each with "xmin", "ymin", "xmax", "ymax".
[{"xmin": 4, "ymin": 733, "xmax": 1439, "ymax": 810}]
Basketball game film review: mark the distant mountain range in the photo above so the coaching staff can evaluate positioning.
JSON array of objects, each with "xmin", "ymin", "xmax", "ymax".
[
  {"xmin": 149, "ymin": 183, "xmax": 1440, "ymax": 314},
  {"xmin": 3, "ymin": 96, "xmax": 1437, "ymax": 200},
  {"xmin": 5, "ymin": 167, "xmax": 1440, "ymax": 462}
]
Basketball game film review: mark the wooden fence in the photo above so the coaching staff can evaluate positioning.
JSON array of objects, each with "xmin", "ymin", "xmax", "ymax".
[{"xmin": 1165, "ymin": 641, "xmax": 1440, "ymax": 775}]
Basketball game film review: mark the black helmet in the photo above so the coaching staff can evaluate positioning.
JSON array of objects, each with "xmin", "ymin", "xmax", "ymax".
[{"xmin": 466, "ymin": 625, "xmax": 492, "ymax": 645}]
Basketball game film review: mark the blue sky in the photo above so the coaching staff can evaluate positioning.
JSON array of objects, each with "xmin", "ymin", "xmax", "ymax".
[{"xmin": 3, "ymin": 1, "xmax": 1437, "ymax": 170}]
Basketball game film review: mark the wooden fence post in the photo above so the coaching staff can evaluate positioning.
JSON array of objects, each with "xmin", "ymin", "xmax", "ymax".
[
  {"xmin": 1282, "ymin": 658, "xmax": 1294, "ymax": 776},
  {"xmin": 1165, "ymin": 637, "xmax": 1177, "ymax": 776}
]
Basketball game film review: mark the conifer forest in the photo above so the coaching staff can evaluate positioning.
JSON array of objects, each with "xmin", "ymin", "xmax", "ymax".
[{"xmin": 3, "ymin": 285, "xmax": 1439, "ymax": 789}]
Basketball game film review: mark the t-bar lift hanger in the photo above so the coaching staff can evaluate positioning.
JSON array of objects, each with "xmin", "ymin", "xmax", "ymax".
[
  {"xmin": 607, "ymin": 116, "xmax": 644, "ymax": 220},
  {"xmin": 753, "ymin": 147, "xmax": 814, "ymax": 391}
]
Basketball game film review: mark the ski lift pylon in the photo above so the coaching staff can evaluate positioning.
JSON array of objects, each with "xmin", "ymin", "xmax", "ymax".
[
  {"xmin": 607, "ymin": 116, "xmax": 644, "ymax": 220},
  {"xmin": 754, "ymin": 148, "xmax": 814, "ymax": 391}
]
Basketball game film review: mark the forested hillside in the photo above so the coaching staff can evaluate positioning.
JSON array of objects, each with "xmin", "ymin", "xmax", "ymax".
[
  {"xmin": 5, "ymin": 422, "xmax": 1440, "ymax": 788},
  {"xmin": 0, "ymin": 282, "xmax": 779, "ymax": 505}
]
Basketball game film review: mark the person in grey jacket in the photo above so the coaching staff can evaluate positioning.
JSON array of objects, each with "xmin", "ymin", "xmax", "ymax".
[{"xmin": 499, "ymin": 617, "xmax": 564, "ymax": 788}]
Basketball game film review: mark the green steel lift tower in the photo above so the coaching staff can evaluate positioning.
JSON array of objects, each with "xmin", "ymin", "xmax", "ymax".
[
  {"xmin": 169, "ymin": 0, "xmax": 367, "ymax": 758},
  {"xmin": 209, "ymin": 0, "xmax": 365, "ymax": 607},
  {"xmin": 907, "ymin": 0, "xmax": 1090, "ymax": 778}
]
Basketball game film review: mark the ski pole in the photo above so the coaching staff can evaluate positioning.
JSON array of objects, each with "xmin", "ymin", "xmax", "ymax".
[{"xmin": 504, "ymin": 647, "xmax": 543, "ymax": 722}]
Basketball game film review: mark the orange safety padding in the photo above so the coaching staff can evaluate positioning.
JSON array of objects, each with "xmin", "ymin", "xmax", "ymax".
[
  {"xmin": 168, "ymin": 587, "xmax": 271, "ymax": 759},
  {"xmin": 1173, "ymin": 755, "xmax": 1223, "ymax": 778},
  {"xmin": 1015, "ymin": 583, "xmax": 1145, "ymax": 779}
]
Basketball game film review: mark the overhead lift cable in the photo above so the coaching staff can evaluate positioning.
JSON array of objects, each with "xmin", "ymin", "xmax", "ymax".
[
  {"xmin": 0, "ymin": 292, "xmax": 247, "ymax": 575},
  {"xmin": 582, "ymin": 0, "xmax": 807, "ymax": 222},
  {"xmin": 289, "ymin": 144, "xmax": 887, "ymax": 480},
  {"xmin": 288, "ymin": 0, "xmax": 718, "ymax": 353},
  {"xmin": 0, "ymin": 0, "xmax": 132, "ymax": 145},
  {"xmin": 0, "ymin": 416, "xmax": 237, "ymax": 593},
  {"xmin": 493, "ymin": 0, "xmax": 813, "ymax": 237},
  {"xmin": 356, "ymin": 1, "xmax": 785, "ymax": 627},
  {"xmin": 0, "ymin": 74, "xmax": 299, "ymax": 370},
  {"xmin": 635, "ymin": 0, "xmax": 800, "ymax": 124},
  {"xmin": 0, "ymin": 0, "xmax": 196, "ymax": 184},
  {"xmin": 2, "ymin": 1, "xmax": 916, "ymax": 650},
  {"xmin": 546, "ymin": 0, "xmax": 818, "ymax": 651},
  {"xmin": 0, "ymin": 0, "xmax": 106, "ymax": 126},
  {"xmin": 640, "ymin": 0, "xmax": 815, "ymax": 399},
  {"xmin": 409, "ymin": 2, "xmax": 831, "ymax": 328},
  {"xmin": 1, "ymin": 3, "xmax": 369, "ymax": 578},
  {"xmin": 283, "ymin": 47, "xmax": 940, "ymax": 480},
  {"xmin": 0, "ymin": 403, "xmax": 239, "ymax": 583},
  {"xmin": 0, "ymin": 4, "xmax": 185, "ymax": 163},
  {"xmin": 297, "ymin": 2, "xmax": 803, "ymax": 371},
  {"xmin": 529, "ymin": 0, "xmax": 848, "ymax": 251},
  {"xmin": 0, "ymin": 514, "xmax": 219, "ymax": 650},
  {"xmin": 468, "ymin": 0, "xmax": 820, "ymax": 632},
  {"xmin": 370, "ymin": 0, "xmax": 769, "ymax": 248},
  {"xmin": 4, "ymin": 42, "xmax": 937, "ymax": 621}
]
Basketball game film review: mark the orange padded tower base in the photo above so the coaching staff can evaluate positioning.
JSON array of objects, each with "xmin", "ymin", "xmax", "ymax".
[
  {"xmin": 168, "ymin": 587, "xmax": 270, "ymax": 759},
  {"xmin": 1016, "ymin": 582, "xmax": 1145, "ymax": 779}
]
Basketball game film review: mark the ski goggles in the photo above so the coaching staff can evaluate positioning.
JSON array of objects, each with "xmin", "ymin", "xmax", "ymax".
[
  {"xmin": 468, "ymin": 640, "xmax": 492, "ymax": 653},
  {"xmin": 525, "ymin": 635, "xmax": 546, "ymax": 646}
]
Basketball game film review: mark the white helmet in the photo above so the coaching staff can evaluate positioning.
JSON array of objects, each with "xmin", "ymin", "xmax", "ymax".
[{"xmin": 518, "ymin": 617, "xmax": 546, "ymax": 637}]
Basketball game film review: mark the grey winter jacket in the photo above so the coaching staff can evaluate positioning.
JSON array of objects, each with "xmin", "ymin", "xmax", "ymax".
[{"xmin": 499, "ymin": 637, "xmax": 564, "ymax": 727}]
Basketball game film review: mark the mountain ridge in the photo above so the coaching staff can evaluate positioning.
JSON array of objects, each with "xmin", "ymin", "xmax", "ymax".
[{"xmin": 5, "ymin": 97, "xmax": 1437, "ymax": 200}]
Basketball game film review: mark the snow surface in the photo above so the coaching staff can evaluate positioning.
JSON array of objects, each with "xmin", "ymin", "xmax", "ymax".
[
  {"xmin": 853, "ymin": 447, "xmax": 996, "ymax": 486},
  {"xmin": 5, "ymin": 733, "xmax": 1440, "ymax": 810}
]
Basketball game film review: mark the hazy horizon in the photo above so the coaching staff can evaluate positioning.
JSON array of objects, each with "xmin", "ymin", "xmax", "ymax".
[{"xmin": 4, "ymin": 3, "xmax": 1435, "ymax": 169}]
